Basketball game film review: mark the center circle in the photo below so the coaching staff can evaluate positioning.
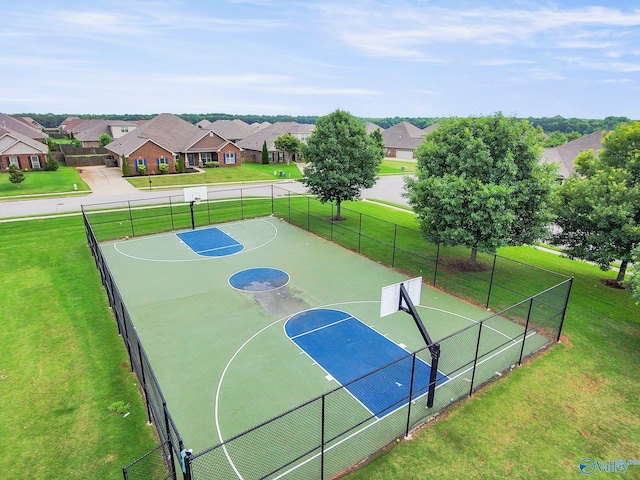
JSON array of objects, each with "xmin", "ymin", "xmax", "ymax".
[{"xmin": 228, "ymin": 267, "xmax": 290, "ymax": 292}]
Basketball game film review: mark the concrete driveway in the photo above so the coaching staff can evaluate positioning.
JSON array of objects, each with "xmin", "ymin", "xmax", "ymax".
[{"xmin": 78, "ymin": 166, "xmax": 137, "ymax": 195}]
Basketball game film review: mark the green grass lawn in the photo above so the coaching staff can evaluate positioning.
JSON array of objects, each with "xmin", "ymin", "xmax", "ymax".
[
  {"xmin": 0, "ymin": 217, "xmax": 158, "ymax": 479},
  {"xmin": 379, "ymin": 159, "xmax": 417, "ymax": 175},
  {"xmin": 126, "ymin": 162, "xmax": 302, "ymax": 188},
  {"xmin": 0, "ymin": 166, "xmax": 90, "ymax": 198},
  {"xmin": 3, "ymin": 198, "xmax": 639, "ymax": 479}
]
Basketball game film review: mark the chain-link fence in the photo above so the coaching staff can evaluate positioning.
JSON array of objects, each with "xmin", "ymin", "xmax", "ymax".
[{"xmin": 82, "ymin": 184, "xmax": 572, "ymax": 480}]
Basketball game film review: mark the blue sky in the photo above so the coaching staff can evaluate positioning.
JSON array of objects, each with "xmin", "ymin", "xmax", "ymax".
[{"xmin": 2, "ymin": 0, "xmax": 639, "ymax": 118}]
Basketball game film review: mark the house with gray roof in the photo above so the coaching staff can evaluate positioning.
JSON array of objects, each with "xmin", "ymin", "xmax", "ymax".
[
  {"xmin": 0, "ymin": 113, "xmax": 48, "ymax": 142},
  {"xmin": 105, "ymin": 113, "xmax": 242, "ymax": 175},
  {"xmin": 382, "ymin": 121, "xmax": 434, "ymax": 159},
  {"xmin": 205, "ymin": 119, "xmax": 266, "ymax": 143},
  {"xmin": 541, "ymin": 131, "xmax": 603, "ymax": 178},
  {"xmin": 0, "ymin": 126, "xmax": 49, "ymax": 170},
  {"xmin": 238, "ymin": 122, "xmax": 315, "ymax": 163},
  {"xmin": 74, "ymin": 119, "xmax": 138, "ymax": 147}
]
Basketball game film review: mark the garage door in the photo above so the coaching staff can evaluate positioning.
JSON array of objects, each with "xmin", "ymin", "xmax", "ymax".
[{"xmin": 396, "ymin": 150, "xmax": 414, "ymax": 159}]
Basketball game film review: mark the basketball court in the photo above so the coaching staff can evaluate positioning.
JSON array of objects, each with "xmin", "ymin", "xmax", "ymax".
[{"xmin": 99, "ymin": 212, "xmax": 550, "ymax": 464}]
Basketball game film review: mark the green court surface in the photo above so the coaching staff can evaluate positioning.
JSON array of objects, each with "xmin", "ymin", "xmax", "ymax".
[{"xmin": 100, "ymin": 216, "xmax": 549, "ymax": 456}]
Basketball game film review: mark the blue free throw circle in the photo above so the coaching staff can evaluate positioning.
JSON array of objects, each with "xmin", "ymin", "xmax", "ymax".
[{"xmin": 229, "ymin": 268, "xmax": 290, "ymax": 292}]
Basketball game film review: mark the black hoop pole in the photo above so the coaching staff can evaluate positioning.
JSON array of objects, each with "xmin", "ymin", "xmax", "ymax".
[{"xmin": 189, "ymin": 200, "xmax": 195, "ymax": 230}]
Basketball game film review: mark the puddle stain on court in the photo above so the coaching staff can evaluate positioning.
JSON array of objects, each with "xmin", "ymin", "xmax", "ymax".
[{"xmin": 251, "ymin": 286, "xmax": 310, "ymax": 318}]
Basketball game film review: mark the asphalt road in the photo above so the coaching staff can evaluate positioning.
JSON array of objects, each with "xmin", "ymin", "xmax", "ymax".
[{"xmin": 0, "ymin": 167, "xmax": 411, "ymax": 219}]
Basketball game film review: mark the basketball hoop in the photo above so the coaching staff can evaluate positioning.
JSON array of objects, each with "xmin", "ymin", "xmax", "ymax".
[{"xmin": 193, "ymin": 195, "xmax": 201, "ymax": 205}]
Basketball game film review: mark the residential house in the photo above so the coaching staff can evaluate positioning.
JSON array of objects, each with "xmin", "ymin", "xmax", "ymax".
[
  {"xmin": 0, "ymin": 126, "xmax": 49, "ymax": 170},
  {"xmin": 202, "ymin": 119, "xmax": 267, "ymax": 143},
  {"xmin": 0, "ymin": 113, "xmax": 49, "ymax": 142},
  {"xmin": 541, "ymin": 131, "xmax": 603, "ymax": 178},
  {"xmin": 74, "ymin": 119, "xmax": 138, "ymax": 147},
  {"xmin": 105, "ymin": 113, "xmax": 242, "ymax": 175},
  {"xmin": 364, "ymin": 122, "xmax": 383, "ymax": 134},
  {"xmin": 237, "ymin": 122, "xmax": 315, "ymax": 163},
  {"xmin": 382, "ymin": 121, "xmax": 436, "ymax": 159}
]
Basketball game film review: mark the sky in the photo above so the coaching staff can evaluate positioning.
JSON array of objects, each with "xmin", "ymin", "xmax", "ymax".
[{"xmin": 1, "ymin": 0, "xmax": 639, "ymax": 119}]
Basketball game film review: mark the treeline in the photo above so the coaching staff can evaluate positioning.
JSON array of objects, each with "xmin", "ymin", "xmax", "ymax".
[{"xmin": 15, "ymin": 112, "xmax": 635, "ymax": 134}]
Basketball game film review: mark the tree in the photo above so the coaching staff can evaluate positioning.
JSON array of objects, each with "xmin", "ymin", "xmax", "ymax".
[
  {"xmin": 543, "ymin": 131, "xmax": 567, "ymax": 147},
  {"xmin": 261, "ymin": 140, "xmax": 269, "ymax": 165},
  {"xmin": 302, "ymin": 109, "xmax": 384, "ymax": 220},
  {"xmin": 274, "ymin": 133, "xmax": 303, "ymax": 164},
  {"xmin": 98, "ymin": 133, "xmax": 112, "ymax": 147},
  {"xmin": 405, "ymin": 113, "xmax": 557, "ymax": 265},
  {"xmin": 175, "ymin": 155, "xmax": 185, "ymax": 173},
  {"xmin": 121, "ymin": 155, "xmax": 131, "ymax": 176},
  {"xmin": 552, "ymin": 121, "xmax": 640, "ymax": 283},
  {"xmin": 8, "ymin": 165, "xmax": 25, "ymax": 188}
]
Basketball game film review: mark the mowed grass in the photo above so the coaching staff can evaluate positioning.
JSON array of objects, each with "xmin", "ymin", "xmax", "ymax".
[
  {"xmin": 0, "ymin": 166, "xmax": 90, "ymax": 198},
  {"xmin": 379, "ymin": 159, "xmax": 417, "ymax": 175},
  {"xmin": 0, "ymin": 217, "xmax": 157, "ymax": 479},
  {"xmin": 125, "ymin": 162, "xmax": 302, "ymax": 188}
]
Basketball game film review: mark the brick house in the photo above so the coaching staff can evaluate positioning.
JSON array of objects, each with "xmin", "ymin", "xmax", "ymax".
[
  {"xmin": 105, "ymin": 113, "xmax": 241, "ymax": 175},
  {"xmin": 0, "ymin": 126, "xmax": 49, "ymax": 170}
]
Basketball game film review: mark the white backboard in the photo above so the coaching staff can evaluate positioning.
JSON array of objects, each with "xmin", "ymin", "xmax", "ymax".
[
  {"xmin": 380, "ymin": 276, "xmax": 422, "ymax": 317},
  {"xmin": 183, "ymin": 186, "xmax": 208, "ymax": 203}
]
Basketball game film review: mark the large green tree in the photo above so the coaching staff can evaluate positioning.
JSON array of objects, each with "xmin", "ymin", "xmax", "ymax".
[
  {"xmin": 274, "ymin": 133, "xmax": 303, "ymax": 165},
  {"xmin": 552, "ymin": 121, "xmax": 640, "ymax": 283},
  {"xmin": 405, "ymin": 113, "xmax": 557, "ymax": 264},
  {"xmin": 98, "ymin": 133, "xmax": 112, "ymax": 147},
  {"xmin": 302, "ymin": 109, "xmax": 383, "ymax": 220}
]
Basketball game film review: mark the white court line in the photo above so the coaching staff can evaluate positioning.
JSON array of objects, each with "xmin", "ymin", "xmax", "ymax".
[{"xmin": 288, "ymin": 314, "xmax": 353, "ymax": 340}]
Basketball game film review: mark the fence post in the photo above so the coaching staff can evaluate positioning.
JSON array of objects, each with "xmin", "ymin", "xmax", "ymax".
[
  {"xmin": 358, "ymin": 213, "xmax": 362, "ymax": 254},
  {"xmin": 127, "ymin": 201, "xmax": 135, "ymax": 237},
  {"xmin": 271, "ymin": 184, "xmax": 274, "ymax": 215},
  {"xmin": 330, "ymin": 204, "xmax": 334, "ymax": 241},
  {"xmin": 485, "ymin": 255, "xmax": 498, "ymax": 309},
  {"xmin": 518, "ymin": 299, "xmax": 534, "ymax": 365},
  {"xmin": 556, "ymin": 278, "xmax": 574, "ymax": 342},
  {"xmin": 321, "ymin": 395, "xmax": 326, "ymax": 480},
  {"xmin": 392, "ymin": 224, "xmax": 398, "ymax": 268},
  {"xmin": 169, "ymin": 197, "xmax": 175, "ymax": 231},
  {"xmin": 137, "ymin": 341, "xmax": 152, "ymax": 424},
  {"xmin": 240, "ymin": 188, "xmax": 244, "ymax": 220},
  {"xmin": 405, "ymin": 353, "xmax": 417, "ymax": 438},
  {"xmin": 288, "ymin": 190, "xmax": 291, "ymax": 223},
  {"xmin": 433, "ymin": 242, "xmax": 440, "ymax": 287},
  {"xmin": 469, "ymin": 323, "xmax": 483, "ymax": 396},
  {"xmin": 307, "ymin": 197, "xmax": 310, "ymax": 231}
]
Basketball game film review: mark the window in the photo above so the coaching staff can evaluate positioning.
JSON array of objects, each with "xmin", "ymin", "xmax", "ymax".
[
  {"xmin": 121, "ymin": 126, "xmax": 129, "ymax": 133},
  {"xmin": 135, "ymin": 158, "xmax": 147, "ymax": 171},
  {"xmin": 224, "ymin": 152, "xmax": 237, "ymax": 164},
  {"xmin": 8, "ymin": 156, "xmax": 19, "ymax": 168},
  {"xmin": 30, "ymin": 155, "xmax": 41, "ymax": 169},
  {"xmin": 201, "ymin": 152, "xmax": 213, "ymax": 164},
  {"xmin": 157, "ymin": 157, "xmax": 168, "ymax": 167}
]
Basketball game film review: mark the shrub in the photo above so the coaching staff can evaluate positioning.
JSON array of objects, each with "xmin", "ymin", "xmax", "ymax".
[
  {"xmin": 158, "ymin": 163, "xmax": 169, "ymax": 174},
  {"xmin": 44, "ymin": 154, "xmax": 59, "ymax": 171},
  {"xmin": 205, "ymin": 161, "xmax": 219, "ymax": 168},
  {"xmin": 175, "ymin": 155, "xmax": 185, "ymax": 173},
  {"xmin": 121, "ymin": 156, "xmax": 131, "ymax": 176},
  {"xmin": 137, "ymin": 164, "xmax": 147, "ymax": 175}
]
